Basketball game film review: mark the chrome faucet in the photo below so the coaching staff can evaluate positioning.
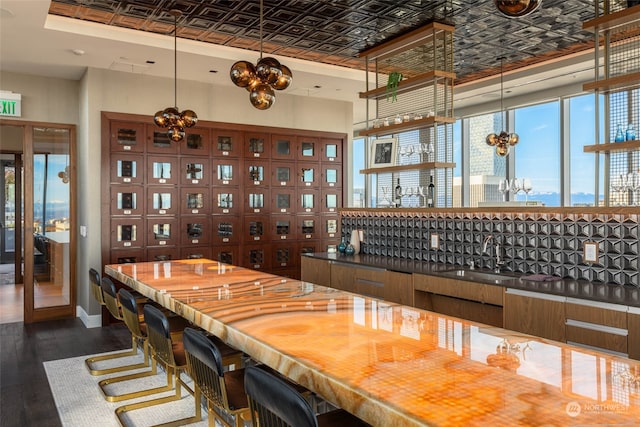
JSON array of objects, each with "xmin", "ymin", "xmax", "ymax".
[{"xmin": 482, "ymin": 235, "xmax": 504, "ymax": 273}]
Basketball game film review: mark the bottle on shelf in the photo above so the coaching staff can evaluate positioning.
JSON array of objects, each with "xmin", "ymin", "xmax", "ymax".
[
  {"xmin": 394, "ymin": 178, "xmax": 402, "ymax": 207},
  {"xmin": 615, "ymin": 124, "xmax": 625, "ymax": 142},
  {"xmin": 427, "ymin": 175, "xmax": 435, "ymax": 208},
  {"xmin": 626, "ymin": 123, "xmax": 636, "ymax": 141}
]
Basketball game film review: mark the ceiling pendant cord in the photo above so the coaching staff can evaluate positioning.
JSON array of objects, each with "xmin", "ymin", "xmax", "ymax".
[
  {"xmin": 152, "ymin": 8, "xmax": 198, "ymax": 142},
  {"xmin": 174, "ymin": 10, "xmax": 178, "ymax": 109},
  {"xmin": 259, "ymin": 0, "xmax": 263, "ymax": 61},
  {"xmin": 229, "ymin": 0, "xmax": 293, "ymax": 110},
  {"xmin": 500, "ymin": 55, "xmax": 504, "ymax": 130}
]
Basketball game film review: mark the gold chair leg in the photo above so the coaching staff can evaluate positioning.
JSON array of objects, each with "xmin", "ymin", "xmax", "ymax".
[
  {"xmin": 114, "ymin": 367, "xmax": 199, "ymax": 427},
  {"xmin": 85, "ymin": 336, "xmax": 147, "ymax": 376}
]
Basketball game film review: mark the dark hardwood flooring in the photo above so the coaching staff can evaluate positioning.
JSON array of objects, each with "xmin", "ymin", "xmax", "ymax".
[{"xmin": 0, "ymin": 318, "xmax": 131, "ymax": 427}]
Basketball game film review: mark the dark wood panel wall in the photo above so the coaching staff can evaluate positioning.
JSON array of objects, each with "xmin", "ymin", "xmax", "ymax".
[{"xmin": 101, "ymin": 111, "xmax": 346, "ymax": 279}]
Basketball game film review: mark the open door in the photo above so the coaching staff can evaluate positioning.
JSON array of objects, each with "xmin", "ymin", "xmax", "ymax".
[{"xmin": 0, "ymin": 120, "xmax": 76, "ymax": 323}]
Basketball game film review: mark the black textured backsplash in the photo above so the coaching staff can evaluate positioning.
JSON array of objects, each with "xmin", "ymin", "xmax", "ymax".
[{"xmin": 340, "ymin": 210, "xmax": 639, "ymax": 286}]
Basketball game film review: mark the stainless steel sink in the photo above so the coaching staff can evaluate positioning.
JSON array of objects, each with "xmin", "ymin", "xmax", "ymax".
[{"xmin": 439, "ymin": 269, "xmax": 514, "ymax": 283}]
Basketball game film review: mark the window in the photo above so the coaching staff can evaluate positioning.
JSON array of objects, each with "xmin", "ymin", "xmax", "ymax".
[
  {"xmin": 452, "ymin": 120, "xmax": 462, "ymax": 206},
  {"xmin": 514, "ymin": 101, "xmax": 561, "ymax": 206},
  {"xmin": 569, "ymin": 94, "xmax": 602, "ymax": 206},
  {"xmin": 352, "ymin": 137, "xmax": 366, "ymax": 207},
  {"xmin": 467, "ymin": 112, "xmax": 506, "ymax": 207}
]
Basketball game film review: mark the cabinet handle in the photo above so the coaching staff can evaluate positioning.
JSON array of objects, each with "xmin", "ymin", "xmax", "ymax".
[
  {"xmin": 355, "ymin": 278, "xmax": 384, "ymax": 288},
  {"xmin": 505, "ymin": 288, "xmax": 566, "ymax": 302}
]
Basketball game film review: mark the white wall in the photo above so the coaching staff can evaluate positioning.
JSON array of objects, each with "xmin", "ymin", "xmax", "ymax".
[{"xmin": 0, "ymin": 71, "xmax": 79, "ymax": 124}]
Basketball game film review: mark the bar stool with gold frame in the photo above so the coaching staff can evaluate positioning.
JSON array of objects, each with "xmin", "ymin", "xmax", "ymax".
[
  {"xmin": 98, "ymin": 288, "xmax": 168, "ymax": 402},
  {"xmin": 182, "ymin": 327, "xmax": 251, "ymax": 427},
  {"xmin": 244, "ymin": 366, "xmax": 370, "ymax": 427},
  {"xmin": 85, "ymin": 272, "xmax": 146, "ymax": 376},
  {"xmin": 114, "ymin": 304, "xmax": 199, "ymax": 427}
]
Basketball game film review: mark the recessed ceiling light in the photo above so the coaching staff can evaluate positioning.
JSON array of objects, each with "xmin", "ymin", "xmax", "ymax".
[{"xmin": 71, "ymin": 49, "xmax": 85, "ymax": 56}]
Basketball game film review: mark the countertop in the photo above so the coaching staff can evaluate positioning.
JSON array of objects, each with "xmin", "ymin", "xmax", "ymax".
[
  {"xmin": 305, "ymin": 252, "xmax": 640, "ymax": 309},
  {"xmin": 105, "ymin": 259, "xmax": 640, "ymax": 426}
]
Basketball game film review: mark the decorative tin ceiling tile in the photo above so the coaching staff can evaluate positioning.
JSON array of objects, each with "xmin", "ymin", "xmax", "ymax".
[{"xmin": 49, "ymin": 0, "xmax": 596, "ymax": 83}]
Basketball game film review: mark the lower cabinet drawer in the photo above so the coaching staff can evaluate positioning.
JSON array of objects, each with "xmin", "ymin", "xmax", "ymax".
[{"xmin": 566, "ymin": 321, "xmax": 628, "ymax": 355}]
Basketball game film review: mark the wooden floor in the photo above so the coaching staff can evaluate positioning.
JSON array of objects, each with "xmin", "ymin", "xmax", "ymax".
[
  {"xmin": 0, "ymin": 318, "xmax": 131, "ymax": 427},
  {"xmin": 0, "ymin": 265, "xmax": 68, "ymax": 324},
  {"xmin": 0, "ymin": 283, "xmax": 23, "ymax": 323}
]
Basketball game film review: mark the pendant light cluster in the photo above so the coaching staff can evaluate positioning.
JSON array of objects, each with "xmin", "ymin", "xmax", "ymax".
[
  {"xmin": 229, "ymin": 0, "xmax": 292, "ymax": 110},
  {"xmin": 485, "ymin": 57, "xmax": 519, "ymax": 157},
  {"xmin": 153, "ymin": 9, "xmax": 197, "ymax": 142},
  {"xmin": 494, "ymin": 0, "xmax": 542, "ymax": 17}
]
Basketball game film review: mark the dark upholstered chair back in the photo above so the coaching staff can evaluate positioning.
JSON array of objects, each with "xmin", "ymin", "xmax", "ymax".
[
  {"xmin": 143, "ymin": 304, "xmax": 176, "ymax": 367},
  {"xmin": 118, "ymin": 288, "xmax": 144, "ymax": 339},
  {"xmin": 182, "ymin": 327, "xmax": 233, "ymax": 410},
  {"xmin": 89, "ymin": 268, "xmax": 104, "ymax": 306},
  {"xmin": 244, "ymin": 365, "xmax": 317, "ymax": 427},
  {"xmin": 101, "ymin": 277, "xmax": 122, "ymax": 320}
]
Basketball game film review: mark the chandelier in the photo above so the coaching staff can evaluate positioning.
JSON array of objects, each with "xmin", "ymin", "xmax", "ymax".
[
  {"xmin": 153, "ymin": 9, "xmax": 197, "ymax": 142},
  {"xmin": 494, "ymin": 0, "xmax": 542, "ymax": 17},
  {"xmin": 229, "ymin": 0, "xmax": 292, "ymax": 110},
  {"xmin": 486, "ymin": 57, "xmax": 519, "ymax": 157}
]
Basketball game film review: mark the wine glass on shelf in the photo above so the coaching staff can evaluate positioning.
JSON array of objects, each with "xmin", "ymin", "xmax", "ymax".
[
  {"xmin": 610, "ymin": 174, "xmax": 626, "ymax": 206},
  {"xmin": 381, "ymin": 186, "xmax": 391, "ymax": 206},
  {"xmin": 498, "ymin": 178, "xmax": 508, "ymax": 202},
  {"xmin": 510, "ymin": 178, "xmax": 522, "ymax": 199},
  {"xmin": 522, "ymin": 178, "xmax": 533, "ymax": 202},
  {"xmin": 404, "ymin": 187, "xmax": 414, "ymax": 207},
  {"xmin": 420, "ymin": 142, "xmax": 434, "ymax": 162},
  {"xmin": 418, "ymin": 186, "xmax": 426, "ymax": 207},
  {"xmin": 627, "ymin": 172, "xmax": 640, "ymax": 206},
  {"xmin": 403, "ymin": 145, "xmax": 416, "ymax": 162}
]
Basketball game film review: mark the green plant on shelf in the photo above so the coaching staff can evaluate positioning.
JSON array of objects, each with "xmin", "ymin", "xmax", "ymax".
[{"xmin": 386, "ymin": 72, "xmax": 403, "ymax": 102}]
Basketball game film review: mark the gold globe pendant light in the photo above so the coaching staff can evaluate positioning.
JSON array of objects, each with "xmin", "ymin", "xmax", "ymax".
[
  {"xmin": 153, "ymin": 9, "xmax": 197, "ymax": 142},
  {"xmin": 494, "ymin": 0, "xmax": 542, "ymax": 17},
  {"xmin": 230, "ymin": 0, "xmax": 292, "ymax": 110},
  {"xmin": 486, "ymin": 57, "xmax": 519, "ymax": 157}
]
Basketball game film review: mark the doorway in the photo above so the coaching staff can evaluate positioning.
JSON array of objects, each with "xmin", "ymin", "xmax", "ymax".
[
  {"xmin": 0, "ymin": 156, "xmax": 22, "ymax": 323},
  {"xmin": 0, "ymin": 120, "xmax": 76, "ymax": 324}
]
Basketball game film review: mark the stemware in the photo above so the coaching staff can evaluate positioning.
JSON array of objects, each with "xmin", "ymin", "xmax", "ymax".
[
  {"xmin": 610, "ymin": 174, "xmax": 626, "ymax": 206},
  {"xmin": 420, "ymin": 142, "xmax": 434, "ymax": 162},
  {"xmin": 418, "ymin": 186, "xmax": 426, "ymax": 207},
  {"xmin": 522, "ymin": 178, "xmax": 533, "ymax": 202},
  {"xmin": 404, "ymin": 187, "xmax": 415, "ymax": 207},
  {"xmin": 381, "ymin": 186, "xmax": 391, "ymax": 206},
  {"xmin": 628, "ymin": 172, "xmax": 640, "ymax": 206},
  {"xmin": 509, "ymin": 178, "xmax": 522, "ymax": 198},
  {"xmin": 498, "ymin": 179, "xmax": 508, "ymax": 202},
  {"xmin": 400, "ymin": 145, "xmax": 415, "ymax": 162}
]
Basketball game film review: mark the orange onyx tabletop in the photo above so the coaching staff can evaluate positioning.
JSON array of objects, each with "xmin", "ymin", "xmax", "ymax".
[{"xmin": 105, "ymin": 259, "xmax": 640, "ymax": 427}]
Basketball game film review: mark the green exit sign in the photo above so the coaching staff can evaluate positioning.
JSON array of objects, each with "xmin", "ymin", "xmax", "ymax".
[{"xmin": 0, "ymin": 92, "xmax": 21, "ymax": 117}]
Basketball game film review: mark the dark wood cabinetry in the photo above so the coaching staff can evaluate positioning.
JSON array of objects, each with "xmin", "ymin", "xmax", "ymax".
[{"xmin": 101, "ymin": 112, "xmax": 346, "ymax": 278}]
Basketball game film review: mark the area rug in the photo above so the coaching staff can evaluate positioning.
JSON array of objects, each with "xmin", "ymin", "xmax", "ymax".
[{"xmin": 44, "ymin": 351, "xmax": 211, "ymax": 427}]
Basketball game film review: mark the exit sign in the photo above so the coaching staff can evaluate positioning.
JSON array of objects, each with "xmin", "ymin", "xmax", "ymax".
[{"xmin": 0, "ymin": 92, "xmax": 21, "ymax": 117}]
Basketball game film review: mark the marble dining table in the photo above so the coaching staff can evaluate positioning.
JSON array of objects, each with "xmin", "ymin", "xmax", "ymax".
[{"xmin": 105, "ymin": 259, "xmax": 640, "ymax": 427}]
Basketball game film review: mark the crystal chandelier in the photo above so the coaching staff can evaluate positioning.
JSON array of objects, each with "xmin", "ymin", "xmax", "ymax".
[
  {"xmin": 153, "ymin": 9, "xmax": 197, "ymax": 142},
  {"xmin": 486, "ymin": 57, "xmax": 519, "ymax": 157},
  {"xmin": 229, "ymin": 0, "xmax": 292, "ymax": 110}
]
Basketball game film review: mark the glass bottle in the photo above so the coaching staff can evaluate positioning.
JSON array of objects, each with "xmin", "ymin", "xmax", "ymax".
[
  {"xmin": 344, "ymin": 243, "xmax": 356, "ymax": 256},
  {"xmin": 626, "ymin": 123, "xmax": 636, "ymax": 141},
  {"xmin": 615, "ymin": 124, "xmax": 625, "ymax": 142},
  {"xmin": 427, "ymin": 175, "xmax": 435, "ymax": 207},
  {"xmin": 394, "ymin": 178, "xmax": 402, "ymax": 207},
  {"xmin": 337, "ymin": 237, "xmax": 347, "ymax": 254}
]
